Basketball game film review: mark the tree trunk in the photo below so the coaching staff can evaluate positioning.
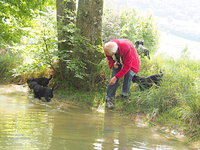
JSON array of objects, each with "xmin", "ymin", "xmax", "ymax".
[
  {"xmin": 56, "ymin": 0, "xmax": 76, "ymax": 80},
  {"xmin": 76, "ymin": 0, "xmax": 104, "ymax": 74}
]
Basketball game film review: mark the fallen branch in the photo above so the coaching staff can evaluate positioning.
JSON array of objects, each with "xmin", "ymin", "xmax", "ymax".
[{"xmin": 121, "ymin": 101, "xmax": 132, "ymax": 110}]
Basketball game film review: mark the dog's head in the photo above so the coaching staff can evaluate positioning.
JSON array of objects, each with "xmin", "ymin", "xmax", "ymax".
[
  {"xmin": 160, "ymin": 71, "xmax": 164, "ymax": 77},
  {"xmin": 27, "ymin": 78, "xmax": 36, "ymax": 84},
  {"xmin": 28, "ymin": 81, "xmax": 38, "ymax": 89},
  {"xmin": 49, "ymin": 91, "xmax": 53, "ymax": 98},
  {"xmin": 49, "ymin": 86, "xmax": 55, "ymax": 98},
  {"xmin": 45, "ymin": 87, "xmax": 54, "ymax": 102},
  {"xmin": 135, "ymin": 40, "xmax": 144, "ymax": 48},
  {"xmin": 132, "ymin": 75, "xmax": 142, "ymax": 83}
]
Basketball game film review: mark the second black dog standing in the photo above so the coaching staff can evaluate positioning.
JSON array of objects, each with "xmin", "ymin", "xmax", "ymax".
[
  {"xmin": 135, "ymin": 39, "xmax": 150, "ymax": 60},
  {"xmin": 132, "ymin": 72, "xmax": 164, "ymax": 90},
  {"xmin": 28, "ymin": 81, "xmax": 54, "ymax": 102},
  {"xmin": 27, "ymin": 75, "xmax": 52, "ymax": 87}
]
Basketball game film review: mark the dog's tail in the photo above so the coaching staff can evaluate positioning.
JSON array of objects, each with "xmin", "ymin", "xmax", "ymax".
[
  {"xmin": 51, "ymin": 83, "xmax": 57, "ymax": 91},
  {"xmin": 48, "ymin": 75, "xmax": 53, "ymax": 80},
  {"xmin": 51, "ymin": 86, "xmax": 55, "ymax": 91}
]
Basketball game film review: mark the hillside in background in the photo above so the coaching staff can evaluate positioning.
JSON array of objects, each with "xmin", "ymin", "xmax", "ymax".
[{"xmin": 105, "ymin": 0, "xmax": 200, "ymax": 42}]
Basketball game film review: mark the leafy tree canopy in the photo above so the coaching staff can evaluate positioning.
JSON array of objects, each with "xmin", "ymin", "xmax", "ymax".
[{"xmin": 0, "ymin": 0, "xmax": 55, "ymax": 46}]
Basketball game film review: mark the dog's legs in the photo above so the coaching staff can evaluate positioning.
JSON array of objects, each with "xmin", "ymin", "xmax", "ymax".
[
  {"xmin": 45, "ymin": 96, "xmax": 51, "ymax": 102},
  {"xmin": 139, "ymin": 85, "xmax": 144, "ymax": 91},
  {"xmin": 34, "ymin": 94, "xmax": 37, "ymax": 98}
]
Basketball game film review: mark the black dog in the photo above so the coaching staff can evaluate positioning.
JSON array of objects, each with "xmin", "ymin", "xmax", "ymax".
[
  {"xmin": 27, "ymin": 75, "xmax": 52, "ymax": 87},
  {"xmin": 132, "ymin": 72, "xmax": 164, "ymax": 90},
  {"xmin": 135, "ymin": 39, "xmax": 150, "ymax": 59},
  {"xmin": 28, "ymin": 81, "xmax": 54, "ymax": 102}
]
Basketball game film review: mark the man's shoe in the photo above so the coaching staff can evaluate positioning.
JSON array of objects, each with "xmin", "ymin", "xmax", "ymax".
[
  {"xmin": 106, "ymin": 98, "xmax": 114, "ymax": 109},
  {"xmin": 121, "ymin": 95, "xmax": 130, "ymax": 103},
  {"xmin": 121, "ymin": 95, "xmax": 128, "ymax": 100}
]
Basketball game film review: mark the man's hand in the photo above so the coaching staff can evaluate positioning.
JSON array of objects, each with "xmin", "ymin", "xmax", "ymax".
[
  {"xmin": 108, "ymin": 76, "xmax": 118, "ymax": 85},
  {"xmin": 113, "ymin": 62, "xmax": 120, "ymax": 69}
]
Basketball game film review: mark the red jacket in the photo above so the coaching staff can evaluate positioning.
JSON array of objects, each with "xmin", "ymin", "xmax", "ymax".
[{"xmin": 106, "ymin": 39, "xmax": 140, "ymax": 79}]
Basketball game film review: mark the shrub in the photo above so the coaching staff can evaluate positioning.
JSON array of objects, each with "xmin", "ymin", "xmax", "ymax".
[{"xmin": 0, "ymin": 49, "xmax": 23, "ymax": 81}]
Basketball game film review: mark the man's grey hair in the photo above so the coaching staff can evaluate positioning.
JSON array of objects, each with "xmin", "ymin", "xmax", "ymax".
[{"xmin": 104, "ymin": 42, "xmax": 118, "ymax": 54}]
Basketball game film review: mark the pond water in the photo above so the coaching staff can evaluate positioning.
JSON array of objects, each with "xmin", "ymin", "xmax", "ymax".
[{"xmin": 0, "ymin": 84, "xmax": 199, "ymax": 150}]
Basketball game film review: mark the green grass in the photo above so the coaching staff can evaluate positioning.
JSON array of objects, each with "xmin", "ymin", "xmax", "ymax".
[{"xmin": 113, "ymin": 52, "xmax": 200, "ymax": 141}]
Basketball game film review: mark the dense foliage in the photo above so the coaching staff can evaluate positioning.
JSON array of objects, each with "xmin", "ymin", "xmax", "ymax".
[
  {"xmin": 0, "ymin": 51, "xmax": 23, "ymax": 80},
  {"xmin": 9, "ymin": 7, "xmax": 57, "ymax": 80},
  {"xmin": 0, "ymin": 0, "xmax": 55, "ymax": 46},
  {"xmin": 102, "ymin": 4, "xmax": 160, "ymax": 54}
]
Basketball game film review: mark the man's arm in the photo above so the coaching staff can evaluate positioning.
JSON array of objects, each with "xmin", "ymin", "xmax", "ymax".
[{"xmin": 115, "ymin": 48, "xmax": 133, "ymax": 79}]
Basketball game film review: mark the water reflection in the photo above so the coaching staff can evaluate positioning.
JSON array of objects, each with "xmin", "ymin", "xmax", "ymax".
[
  {"xmin": 0, "ymin": 84, "xmax": 198, "ymax": 150},
  {"xmin": 0, "ymin": 86, "xmax": 54, "ymax": 150}
]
